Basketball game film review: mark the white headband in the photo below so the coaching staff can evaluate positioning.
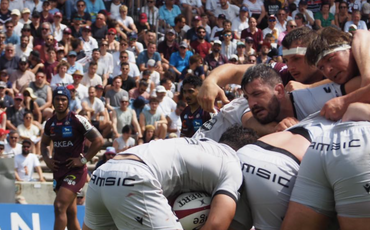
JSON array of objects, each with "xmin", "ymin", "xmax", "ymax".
[
  {"xmin": 282, "ymin": 47, "xmax": 307, "ymax": 56},
  {"xmin": 315, "ymin": 44, "xmax": 351, "ymax": 66}
]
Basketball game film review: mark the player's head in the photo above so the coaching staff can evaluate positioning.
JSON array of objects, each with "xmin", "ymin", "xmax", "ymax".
[
  {"xmin": 305, "ymin": 27, "xmax": 354, "ymax": 84},
  {"xmin": 241, "ymin": 64, "xmax": 285, "ymax": 124},
  {"xmin": 53, "ymin": 86, "xmax": 71, "ymax": 113},
  {"xmin": 219, "ymin": 124, "xmax": 258, "ymax": 151},
  {"xmin": 281, "ymin": 27, "xmax": 319, "ymax": 84},
  {"xmin": 182, "ymin": 75, "xmax": 202, "ymax": 106}
]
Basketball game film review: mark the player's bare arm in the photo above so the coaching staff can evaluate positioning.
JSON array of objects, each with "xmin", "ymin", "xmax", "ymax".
[{"xmin": 41, "ymin": 134, "xmax": 60, "ymax": 172}]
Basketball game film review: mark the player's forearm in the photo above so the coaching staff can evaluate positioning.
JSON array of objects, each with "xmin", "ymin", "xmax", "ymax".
[
  {"xmin": 206, "ymin": 64, "xmax": 252, "ymax": 87},
  {"xmin": 41, "ymin": 143, "xmax": 51, "ymax": 159},
  {"xmin": 84, "ymin": 128, "xmax": 104, "ymax": 161}
]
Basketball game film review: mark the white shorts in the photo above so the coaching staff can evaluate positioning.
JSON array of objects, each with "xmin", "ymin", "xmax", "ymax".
[
  {"xmin": 236, "ymin": 141, "xmax": 300, "ymax": 230},
  {"xmin": 84, "ymin": 159, "xmax": 183, "ymax": 230},
  {"xmin": 290, "ymin": 122, "xmax": 370, "ymax": 218}
]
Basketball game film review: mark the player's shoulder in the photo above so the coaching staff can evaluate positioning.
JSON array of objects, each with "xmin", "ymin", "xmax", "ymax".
[{"xmin": 73, "ymin": 113, "xmax": 94, "ymax": 131}]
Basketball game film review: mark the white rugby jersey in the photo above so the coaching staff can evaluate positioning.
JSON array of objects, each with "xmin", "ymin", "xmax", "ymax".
[
  {"xmin": 120, "ymin": 138, "xmax": 242, "ymax": 201},
  {"xmin": 193, "ymin": 97, "xmax": 250, "ymax": 141}
]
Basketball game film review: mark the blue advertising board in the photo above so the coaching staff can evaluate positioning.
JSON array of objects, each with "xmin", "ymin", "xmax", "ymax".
[{"xmin": 0, "ymin": 204, "xmax": 85, "ymax": 230}]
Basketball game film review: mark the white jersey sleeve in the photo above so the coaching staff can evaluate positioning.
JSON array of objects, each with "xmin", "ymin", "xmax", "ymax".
[{"xmin": 291, "ymin": 83, "xmax": 344, "ymax": 121}]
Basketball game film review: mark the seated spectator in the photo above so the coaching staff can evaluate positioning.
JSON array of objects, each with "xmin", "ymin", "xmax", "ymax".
[
  {"xmin": 169, "ymin": 41, "xmax": 193, "ymax": 77},
  {"xmin": 0, "ymin": 44, "xmax": 20, "ymax": 77},
  {"xmin": 214, "ymin": 19, "xmax": 234, "ymax": 41},
  {"xmin": 221, "ymin": 29, "xmax": 237, "ymax": 59},
  {"xmin": 81, "ymin": 62, "xmax": 102, "ymax": 87},
  {"xmin": 156, "ymin": 85, "xmax": 177, "ymax": 117},
  {"xmin": 211, "ymin": 14, "xmax": 227, "ymax": 41},
  {"xmin": 166, "ymin": 100, "xmax": 186, "ymax": 138},
  {"xmin": 71, "ymin": 0, "xmax": 92, "ymax": 27},
  {"xmin": 344, "ymin": 10, "xmax": 368, "ymax": 32},
  {"xmin": 106, "ymin": 28, "xmax": 120, "ymax": 54},
  {"xmin": 240, "ymin": 17, "xmax": 263, "ymax": 50},
  {"xmin": 139, "ymin": 96, "xmax": 167, "ymax": 139},
  {"xmin": 139, "ymin": 70, "xmax": 156, "ymax": 96},
  {"xmin": 314, "ymin": 1, "xmax": 335, "ymax": 29},
  {"xmin": 105, "ymin": 76, "xmax": 128, "ymax": 111},
  {"xmin": 50, "ymin": 60, "xmax": 73, "ymax": 90},
  {"xmin": 159, "ymin": 0, "xmax": 181, "ymax": 27},
  {"xmin": 173, "ymin": 15, "xmax": 188, "ymax": 44},
  {"xmin": 146, "ymin": 59, "xmax": 161, "ymax": 87},
  {"xmin": 79, "ymin": 25, "xmax": 98, "ymax": 58},
  {"xmin": 137, "ymin": 41, "xmax": 162, "ymax": 72},
  {"xmin": 111, "ymin": 95, "xmax": 142, "ymax": 139},
  {"xmin": 10, "ymin": 56, "xmax": 35, "ymax": 94},
  {"xmin": 71, "ymin": 70, "xmax": 88, "ymax": 101},
  {"xmin": 14, "ymin": 139, "xmax": 45, "ymax": 182},
  {"xmin": 140, "ymin": 1, "xmax": 158, "ymax": 30},
  {"xmin": 232, "ymin": 6, "xmax": 249, "ymax": 40},
  {"xmin": 66, "ymin": 84, "xmax": 82, "ymax": 113},
  {"xmin": 91, "ymin": 13, "xmax": 108, "ymax": 44},
  {"xmin": 0, "ymin": 140, "xmax": 7, "ymax": 158},
  {"xmin": 127, "ymin": 32, "xmax": 143, "ymax": 58},
  {"xmin": 0, "ymin": 101, "xmax": 6, "ymax": 129},
  {"xmin": 6, "ymin": 93, "xmax": 26, "ymax": 130},
  {"xmin": 0, "ymin": 80, "xmax": 13, "ymax": 107},
  {"xmin": 138, "ymin": 124, "xmax": 156, "ymax": 144},
  {"xmin": 204, "ymin": 40, "xmax": 228, "ymax": 74},
  {"xmin": 98, "ymin": 42, "xmax": 114, "ymax": 85},
  {"xmin": 257, "ymin": 41, "xmax": 272, "ymax": 64},
  {"xmin": 66, "ymin": 51, "xmax": 84, "ymax": 75},
  {"xmin": 4, "ymin": 21, "xmax": 20, "ymax": 45},
  {"xmin": 44, "ymin": 48, "xmax": 59, "ymax": 82},
  {"xmin": 157, "ymin": 28, "xmax": 179, "ymax": 72},
  {"xmin": 117, "ymin": 5, "xmax": 138, "ymax": 34},
  {"xmin": 119, "ymin": 62, "xmax": 136, "ymax": 92},
  {"xmin": 94, "ymin": 84, "xmax": 106, "ymax": 105},
  {"xmin": 187, "ymin": 15, "xmax": 211, "ymax": 43},
  {"xmin": 16, "ymin": 34, "xmax": 32, "ymax": 58},
  {"xmin": 190, "ymin": 26, "xmax": 212, "ymax": 59},
  {"xmin": 81, "ymin": 86, "xmax": 112, "ymax": 138},
  {"xmin": 84, "ymin": 49, "xmax": 109, "ymax": 84},
  {"xmin": 4, "ymin": 130, "xmax": 22, "ymax": 156},
  {"xmin": 23, "ymin": 88, "xmax": 42, "ymax": 124},
  {"xmin": 235, "ymin": 41, "xmax": 248, "ymax": 64},
  {"xmin": 180, "ymin": 54, "xmax": 205, "ymax": 81},
  {"xmin": 129, "ymin": 80, "xmax": 150, "ymax": 100},
  {"xmin": 51, "ymin": 12, "xmax": 67, "ymax": 42},
  {"xmin": 113, "ymin": 124, "xmax": 136, "ymax": 152},
  {"xmin": 94, "ymin": 147, "xmax": 116, "ymax": 171}
]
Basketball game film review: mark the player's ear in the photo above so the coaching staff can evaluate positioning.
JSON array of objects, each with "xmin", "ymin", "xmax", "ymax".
[{"xmin": 274, "ymin": 83, "xmax": 285, "ymax": 98}]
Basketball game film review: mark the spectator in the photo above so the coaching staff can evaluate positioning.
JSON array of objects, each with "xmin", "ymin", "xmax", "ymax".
[
  {"xmin": 14, "ymin": 140, "xmax": 45, "ymax": 182},
  {"xmin": 344, "ymin": 10, "xmax": 368, "ymax": 31},
  {"xmin": 81, "ymin": 86, "xmax": 112, "ymax": 138},
  {"xmin": 214, "ymin": 0, "xmax": 240, "ymax": 22},
  {"xmin": 10, "ymin": 57, "xmax": 35, "ymax": 94},
  {"xmin": 137, "ymin": 41, "xmax": 162, "ymax": 72},
  {"xmin": 106, "ymin": 28, "xmax": 120, "ymax": 53},
  {"xmin": 187, "ymin": 15, "xmax": 211, "ymax": 43},
  {"xmin": 0, "ymin": 32, "xmax": 6, "ymax": 54},
  {"xmin": 4, "ymin": 130, "xmax": 21, "ymax": 156},
  {"xmin": 181, "ymin": 0, "xmax": 204, "ymax": 25},
  {"xmin": 50, "ymin": 60, "xmax": 73, "ymax": 90},
  {"xmin": 264, "ymin": 0, "xmax": 282, "ymax": 17},
  {"xmin": 204, "ymin": 40, "xmax": 228, "ymax": 73},
  {"xmin": 129, "ymin": 80, "xmax": 150, "ymax": 100},
  {"xmin": 0, "ymin": 43, "xmax": 22, "ymax": 76},
  {"xmin": 71, "ymin": 17, "xmax": 83, "ymax": 38},
  {"xmin": 85, "ymin": 0, "xmax": 106, "ymax": 23},
  {"xmin": 138, "ymin": 124, "xmax": 156, "ymax": 144},
  {"xmin": 10, "ymin": 9, "xmax": 23, "ymax": 37},
  {"xmin": 335, "ymin": 1, "xmax": 351, "ymax": 31},
  {"xmin": 211, "ymin": 14, "xmax": 226, "ymax": 41},
  {"xmin": 51, "ymin": 12, "xmax": 66, "ymax": 42},
  {"xmin": 0, "ymin": 140, "xmax": 6, "ymax": 158},
  {"xmin": 105, "ymin": 76, "xmax": 129, "ymax": 111},
  {"xmin": 221, "ymin": 29, "xmax": 237, "ymax": 59},
  {"xmin": 180, "ymin": 54, "xmax": 205, "ymax": 81},
  {"xmin": 0, "ymin": 0, "xmax": 11, "ymax": 26},
  {"xmin": 44, "ymin": 48, "xmax": 59, "ymax": 82},
  {"xmin": 263, "ymin": 15, "xmax": 280, "ymax": 42},
  {"xmin": 81, "ymin": 62, "xmax": 102, "ymax": 87},
  {"xmin": 29, "ymin": 11, "xmax": 41, "ymax": 39},
  {"xmin": 0, "ymin": 79, "xmax": 14, "ymax": 107},
  {"xmin": 111, "ymin": 95, "xmax": 142, "ymax": 138},
  {"xmin": 315, "ymin": 1, "xmax": 335, "ymax": 29},
  {"xmin": 136, "ymin": 13, "xmax": 151, "ymax": 40},
  {"xmin": 34, "ymin": 33, "xmax": 56, "ymax": 63},
  {"xmin": 98, "ymin": 41, "xmax": 114, "ymax": 85},
  {"xmin": 140, "ymin": 69, "xmax": 156, "ymax": 96},
  {"xmin": 214, "ymin": 19, "xmax": 235, "ymax": 41},
  {"xmin": 180, "ymin": 75, "xmax": 211, "ymax": 137},
  {"xmin": 117, "ymin": 5, "xmax": 138, "ymax": 34},
  {"xmin": 108, "ymin": 0, "xmax": 122, "ymax": 20},
  {"xmin": 173, "ymin": 15, "xmax": 188, "ymax": 44},
  {"xmin": 84, "ymin": 49, "xmax": 109, "ymax": 83},
  {"xmin": 158, "ymin": 28, "xmax": 179, "ymax": 72},
  {"xmin": 241, "ymin": 17, "xmax": 263, "ymax": 50},
  {"xmin": 0, "ymin": 100, "xmax": 6, "ymax": 129},
  {"xmin": 71, "ymin": 0, "xmax": 92, "ymax": 27},
  {"xmin": 292, "ymin": 0, "xmax": 315, "ymax": 26},
  {"xmin": 169, "ymin": 41, "xmax": 193, "ymax": 77},
  {"xmin": 276, "ymin": 8, "xmax": 288, "ymax": 32},
  {"xmin": 4, "ymin": 21, "xmax": 20, "ymax": 45},
  {"xmin": 66, "ymin": 84, "xmax": 82, "ymax": 113},
  {"xmin": 112, "ymin": 38, "xmax": 136, "ymax": 69},
  {"xmin": 146, "ymin": 59, "xmax": 161, "ymax": 87},
  {"xmin": 294, "ymin": 12, "xmax": 307, "ymax": 27},
  {"xmin": 79, "ymin": 26, "xmax": 98, "ymax": 58},
  {"xmin": 166, "ymin": 100, "xmax": 186, "ymax": 138},
  {"xmin": 243, "ymin": 0, "xmax": 266, "ymax": 28},
  {"xmin": 113, "ymin": 125, "xmax": 136, "ymax": 152},
  {"xmin": 201, "ymin": 14, "xmax": 212, "ymax": 35},
  {"xmin": 71, "ymin": 70, "xmax": 88, "ymax": 100},
  {"xmin": 139, "ymin": 96, "xmax": 167, "ymax": 139},
  {"xmin": 91, "ymin": 13, "xmax": 108, "ymax": 44},
  {"xmin": 28, "ymin": 71, "xmax": 53, "ymax": 111},
  {"xmin": 127, "ymin": 32, "xmax": 143, "ymax": 58},
  {"xmin": 232, "ymin": 6, "xmax": 250, "ymax": 39},
  {"xmin": 23, "ymin": 88, "xmax": 42, "ymax": 124},
  {"xmin": 140, "ymin": 1, "xmax": 159, "ymax": 29},
  {"xmin": 67, "ymin": 51, "xmax": 84, "ymax": 75},
  {"xmin": 71, "ymin": 38, "xmax": 86, "ymax": 61},
  {"xmin": 190, "ymin": 26, "xmax": 212, "ymax": 59},
  {"xmin": 236, "ymin": 41, "xmax": 248, "ymax": 64},
  {"xmin": 17, "ymin": 111, "xmax": 41, "ymax": 154},
  {"xmin": 40, "ymin": 1, "xmax": 54, "ymax": 24},
  {"xmin": 159, "ymin": 0, "xmax": 181, "ymax": 27},
  {"xmin": 155, "ymin": 85, "xmax": 176, "ymax": 116},
  {"xmin": 94, "ymin": 147, "xmax": 116, "ymax": 170},
  {"xmin": 15, "ymin": 34, "xmax": 32, "ymax": 58},
  {"xmin": 257, "ymin": 41, "xmax": 272, "ymax": 64}
]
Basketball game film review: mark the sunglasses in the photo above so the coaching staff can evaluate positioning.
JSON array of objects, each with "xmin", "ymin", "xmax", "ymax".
[
  {"xmin": 106, "ymin": 153, "xmax": 116, "ymax": 157},
  {"xmin": 22, "ymin": 29, "xmax": 31, "ymax": 32},
  {"xmin": 120, "ymin": 56, "xmax": 128, "ymax": 58},
  {"xmin": 224, "ymin": 34, "xmax": 232, "ymax": 37},
  {"xmin": 268, "ymin": 19, "xmax": 276, "ymax": 22},
  {"xmin": 64, "ymin": 32, "xmax": 71, "ymax": 35},
  {"xmin": 22, "ymin": 145, "xmax": 31, "ymax": 148},
  {"xmin": 248, "ymin": 59, "xmax": 256, "ymax": 62},
  {"xmin": 120, "ymin": 101, "xmax": 129, "ymax": 103},
  {"xmin": 73, "ymin": 75, "xmax": 82, "ymax": 78},
  {"xmin": 108, "ymin": 33, "xmax": 115, "ymax": 35},
  {"xmin": 10, "ymin": 136, "xmax": 19, "ymax": 139},
  {"xmin": 289, "ymin": 25, "xmax": 297, "ymax": 28}
]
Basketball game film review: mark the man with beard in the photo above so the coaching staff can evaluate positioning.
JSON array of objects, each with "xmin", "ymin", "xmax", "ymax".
[
  {"xmin": 41, "ymin": 86, "xmax": 104, "ymax": 230},
  {"xmin": 10, "ymin": 56, "xmax": 35, "ymax": 94},
  {"xmin": 190, "ymin": 26, "xmax": 212, "ymax": 59},
  {"xmin": 34, "ymin": 33, "xmax": 56, "ymax": 63},
  {"xmin": 204, "ymin": 40, "xmax": 228, "ymax": 74},
  {"xmin": 256, "ymin": 41, "xmax": 272, "ymax": 64},
  {"xmin": 15, "ymin": 139, "xmax": 45, "ymax": 182},
  {"xmin": 181, "ymin": 75, "xmax": 211, "ymax": 137},
  {"xmin": 173, "ymin": 15, "xmax": 187, "ymax": 44},
  {"xmin": 28, "ymin": 71, "xmax": 53, "ymax": 111},
  {"xmin": 15, "ymin": 34, "xmax": 32, "ymax": 58},
  {"xmin": 157, "ymin": 28, "xmax": 179, "ymax": 72}
]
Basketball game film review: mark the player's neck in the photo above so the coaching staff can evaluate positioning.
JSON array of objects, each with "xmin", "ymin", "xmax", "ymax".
[{"xmin": 56, "ymin": 110, "xmax": 69, "ymax": 120}]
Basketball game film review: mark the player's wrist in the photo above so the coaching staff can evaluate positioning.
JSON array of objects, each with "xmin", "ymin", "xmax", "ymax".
[{"xmin": 80, "ymin": 153, "xmax": 88, "ymax": 165}]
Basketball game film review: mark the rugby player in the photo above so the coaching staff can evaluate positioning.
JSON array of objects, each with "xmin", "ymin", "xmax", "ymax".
[
  {"xmin": 82, "ymin": 125, "xmax": 258, "ymax": 230},
  {"xmin": 41, "ymin": 86, "xmax": 104, "ymax": 230}
]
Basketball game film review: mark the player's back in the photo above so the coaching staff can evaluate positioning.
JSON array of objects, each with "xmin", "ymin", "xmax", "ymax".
[{"xmin": 120, "ymin": 138, "xmax": 242, "ymax": 198}]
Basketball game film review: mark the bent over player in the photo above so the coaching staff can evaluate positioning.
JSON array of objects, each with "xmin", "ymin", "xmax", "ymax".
[
  {"xmin": 41, "ymin": 86, "xmax": 104, "ymax": 230},
  {"xmin": 83, "ymin": 125, "xmax": 258, "ymax": 230}
]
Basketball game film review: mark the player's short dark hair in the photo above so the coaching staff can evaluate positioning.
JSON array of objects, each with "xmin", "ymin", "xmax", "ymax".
[
  {"xmin": 241, "ymin": 64, "xmax": 282, "ymax": 90},
  {"xmin": 182, "ymin": 75, "xmax": 202, "ymax": 88},
  {"xmin": 281, "ymin": 26, "xmax": 316, "ymax": 49},
  {"xmin": 219, "ymin": 124, "xmax": 258, "ymax": 151},
  {"xmin": 121, "ymin": 125, "xmax": 131, "ymax": 134},
  {"xmin": 305, "ymin": 26, "xmax": 352, "ymax": 66},
  {"xmin": 177, "ymin": 100, "xmax": 186, "ymax": 108}
]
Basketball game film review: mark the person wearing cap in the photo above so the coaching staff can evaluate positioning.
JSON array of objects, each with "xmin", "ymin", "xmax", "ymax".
[
  {"xmin": 127, "ymin": 32, "xmax": 144, "ymax": 57},
  {"xmin": 29, "ymin": 11, "xmax": 41, "ymax": 38},
  {"xmin": 29, "ymin": 71, "xmax": 53, "ymax": 111},
  {"xmin": 214, "ymin": 0, "xmax": 240, "ymax": 22},
  {"xmin": 106, "ymin": 28, "xmax": 120, "ymax": 52},
  {"xmin": 91, "ymin": 13, "xmax": 108, "ymax": 44},
  {"xmin": 113, "ymin": 124, "xmax": 136, "ymax": 152},
  {"xmin": 157, "ymin": 28, "xmax": 179, "ymax": 72},
  {"xmin": 94, "ymin": 146, "xmax": 117, "ymax": 171},
  {"xmin": 66, "ymin": 84, "xmax": 82, "ymax": 113},
  {"xmin": 231, "ymin": 6, "xmax": 249, "ymax": 39},
  {"xmin": 66, "ymin": 50, "xmax": 84, "ymax": 76},
  {"xmin": 146, "ymin": 59, "xmax": 161, "ymax": 87},
  {"xmin": 6, "ymin": 93, "xmax": 26, "ymax": 130},
  {"xmin": 71, "ymin": 69, "xmax": 88, "ymax": 100},
  {"xmin": 344, "ymin": 10, "xmax": 368, "ymax": 32},
  {"xmin": 41, "ymin": 86, "xmax": 104, "ymax": 230},
  {"xmin": 155, "ymin": 84, "xmax": 176, "ymax": 118},
  {"xmin": 169, "ymin": 41, "xmax": 193, "ymax": 76},
  {"xmin": 262, "ymin": 15, "xmax": 280, "ymax": 43},
  {"xmin": 190, "ymin": 26, "xmax": 212, "ymax": 59},
  {"xmin": 80, "ymin": 25, "xmax": 98, "ymax": 58},
  {"xmin": 10, "ymin": 56, "xmax": 35, "ymax": 94},
  {"xmin": 292, "ymin": 0, "xmax": 314, "ymax": 26},
  {"xmin": 10, "ymin": 9, "xmax": 24, "ymax": 37},
  {"xmin": 22, "ymin": 88, "xmax": 42, "ymax": 123},
  {"xmin": 117, "ymin": 5, "xmax": 138, "ymax": 34},
  {"xmin": 50, "ymin": 12, "xmax": 67, "ymax": 42},
  {"xmin": 14, "ymin": 139, "xmax": 45, "ymax": 182},
  {"xmin": 137, "ymin": 41, "xmax": 163, "ymax": 73},
  {"xmin": 40, "ymin": 1, "xmax": 53, "ymax": 25},
  {"xmin": 235, "ymin": 41, "xmax": 248, "ymax": 64},
  {"xmin": 181, "ymin": 0, "xmax": 204, "ymax": 25},
  {"xmin": 210, "ymin": 14, "xmax": 227, "ymax": 41},
  {"xmin": 204, "ymin": 39, "xmax": 229, "ymax": 73},
  {"xmin": 158, "ymin": 0, "xmax": 181, "ymax": 27},
  {"xmin": 71, "ymin": 0, "xmax": 92, "ymax": 27},
  {"xmin": 19, "ymin": 8, "xmax": 32, "ymax": 25},
  {"xmin": 186, "ymin": 15, "xmax": 211, "ymax": 43}
]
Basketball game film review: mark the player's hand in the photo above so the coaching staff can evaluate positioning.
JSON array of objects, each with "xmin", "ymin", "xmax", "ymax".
[
  {"xmin": 285, "ymin": 81, "xmax": 308, "ymax": 92},
  {"xmin": 197, "ymin": 79, "xmax": 229, "ymax": 113},
  {"xmin": 44, "ymin": 158, "xmax": 60, "ymax": 172},
  {"xmin": 66, "ymin": 157, "xmax": 84, "ymax": 169},
  {"xmin": 275, "ymin": 117, "xmax": 299, "ymax": 132},
  {"xmin": 320, "ymin": 96, "xmax": 348, "ymax": 121},
  {"xmin": 342, "ymin": 102, "xmax": 370, "ymax": 122}
]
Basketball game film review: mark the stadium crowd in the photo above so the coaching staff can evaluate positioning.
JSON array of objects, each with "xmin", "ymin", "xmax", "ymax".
[{"xmin": 0, "ymin": 0, "xmax": 370, "ymax": 228}]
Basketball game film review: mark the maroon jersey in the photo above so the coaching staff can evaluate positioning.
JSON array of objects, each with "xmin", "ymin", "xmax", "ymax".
[
  {"xmin": 44, "ymin": 112, "xmax": 93, "ymax": 177},
  {"xmin": 181, "ymin": 106, "xmax": 212, "ymax": 137}
]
